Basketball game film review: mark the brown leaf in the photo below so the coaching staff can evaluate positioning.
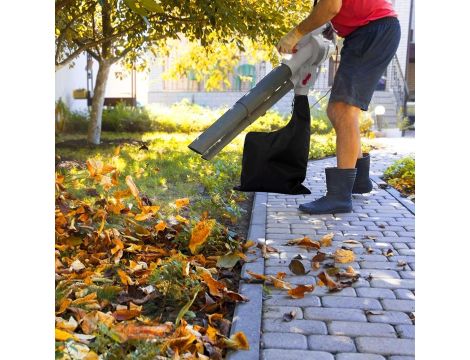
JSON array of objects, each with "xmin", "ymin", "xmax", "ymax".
[
  {"xmin": 312, "ymin": 251, "xmax": 327, "ymax": 263},
  {"xmin": 334, "ymin": 249, "xmax": 356, "ymax": 263},
  {"xmin": 224, "ymin": 290, "xmax": 248, "ymax": 302},
  {"xmin": 112, "ymin": 309, "xmax": 141, "ymax": 321},
  {"xmin": 287, "ymin": 284, "xmax": 314, "ymax": 299},
  {"xmin": 320, "ymin": 233, "xmax": 334, "ymax": 247},
  {"xmin": 312, "ymin": 261, "xmax": 321, "ymax": 270},
  {"xmin": 201, "ymin": 272, "xmax": 226, "ymax": 298},
  {"xmin": 385, "ymin": 249, "xmax": 394, "ymax": 257},
  {"xmin": 114, "ymin": 323, "xmax": 173, "ymax": 341},
  {"xmin": 288, "ymin": 259, "xmax": 308, "ymax": 275},
  {"xmin": 317, "ymin": 271, "xmax": 342, "ymax": 291},
  {"xmin": 268, "ymin": 276, "xmax": 293, "ymax": 290},
  {"xmin": 283, "ymin": 310, "xmax": 296, "ymax": 322},
  {"xmin": 246, "ymin": 270, "xmax": 267, "ymax": 281},
  {"xmin": 286, "ymin": 236, "xmax": 321, "ymax": 249}
]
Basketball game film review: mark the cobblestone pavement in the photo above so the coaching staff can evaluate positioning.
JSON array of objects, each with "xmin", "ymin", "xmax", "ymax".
[{"xmin": 260, "ymin": 144, "xmax": 415, "ymax": 360}]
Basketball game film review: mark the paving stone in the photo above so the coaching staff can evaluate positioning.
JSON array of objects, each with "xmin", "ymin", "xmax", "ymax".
[
  {"xmin": 262, "ymin": 332, "xmax": 307, "ymax": 350},
  {"xmin": 264, "ymin": 295, "xmax": 321, "ymax": 307},
  {"xmin": 307, "ymin": 335, "xmax": 356, "ymax": 352},
  {"xmin": 263, "ymin": 306, "xmax": 303, "ymax": 320},
  {"xmin": 393, "ymin": 289, "xmax": 415, "ymax": 300},
  {"xmin": 356, "ymin": 255, "xmax": 389, "ymax": 262},
  {"xmin": 304, "ymin": 307, "xmax": 367, "ymax": 322},
  {"xmin": 392, "ymin": 243, "xmax": 409, "ymax": 250},
  {"xmin": 367, "ymin": 311, "xmax": 413, "ymax": 325},
  {"xmin": 359, "ymin": 262, "xmax": 406, "ymax": 270},
  {"xmin": 355, "ymin": 337, "xmax": 415, "ymax": 356},
  {"xmin": 381, "ymin": 299, "xmax": 415, "ymax": 312},
  {"xmin": 262, "ymin": 349, "xmax": 334, "ymax": 360},
  {"xmin": 328, "ymin": 321, "xmax": 396, "ymax": 338},
  {"xmin": 262, "ymin": 319, "xmax": 327, "ymax": 335},
  {"xmin": 226, "ymin": 283, "xmax": 263, "ymax": 360},
  {"xmin": 395, "ymin": 324, "xmax": 415, "ymax": 339},
  {"xmin": 322, "ymin": 296, "xmax": 382, "ymax": 310},
  {"xmin": 370, "ymin": 278, "xmax": 414, "ymax": 290},
  {"xmin": 335, "ymin": 353, "xmax": 386, "ymax": 360},
  {"xmin": 357, "ymin": 269, "xmax": 401, "ymax": 279},
  {"xmin": 399, "ymin": 271, "xmax": 415, "ymax": 279},
  {"xmin": 389, "ymin": 356, "xmax": 415, "ymax": 360},
  {"xmin": 355, "ymin": 287, "xmax": 396, "ymax": 299},
  {"xmin": 313, "ymin": 286, "xmax": 357, "ymax": 297},
  {"xmin": 397, "ymin": 249, "xmax": 415, "ymax": 256}
]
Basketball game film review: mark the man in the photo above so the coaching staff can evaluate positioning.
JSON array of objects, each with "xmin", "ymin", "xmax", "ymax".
[{"xmin": 277, "ymin": 0, "xmax": 400, "ymax": 214}]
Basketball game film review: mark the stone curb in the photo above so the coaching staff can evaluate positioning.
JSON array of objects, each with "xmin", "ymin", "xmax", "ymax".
[
  {"xmin": 370, "ymin": 175, "xmax": 415, "ymax": 215},
  {"xmin": 226, "ymin": 192, "xmax": 267, "ymax": 360}
]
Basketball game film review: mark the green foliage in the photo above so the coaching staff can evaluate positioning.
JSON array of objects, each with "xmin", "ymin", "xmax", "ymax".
[
  {"xmin": 148, "ymin": 256, "xmax": 200, "ymax": 305},
  {"xmin": 102, "ymin": 103, "xmax": 153, "ymax": 132},
  {"xmin": 383, "ymin": 156, "xmax": 415, "ymax": 196}
]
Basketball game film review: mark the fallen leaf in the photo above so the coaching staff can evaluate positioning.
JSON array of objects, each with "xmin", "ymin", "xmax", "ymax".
[
  {"xmin": 365, "ymin": 310, "xmax": 384, "ymax": 316},
  {"xmin": 70, "ymin": 259, "xmax": 85, "ymax": 272},
  {"xmin": 189, "ymin": 219, "xmax": 215, "ymax": 254},
  {"xmin": 288, "ymin": 259, "xmax": 308, "ymax": 275},
  {"xmin": 317, "ymin": 271, "xmax": 342, "ymax": 291},
  {"xmin": 55, "ymin": 328, "xmax": 77, "ymax": 341},
  {"xmin": 312, "ymin": 251, "xmax": 327, "ymax": 263},
  {"xmin": 378, "ymin": 224, "xmax": 386, "ymax": 229},
  {"xmin": 343, "ymin": 240, "xmax": 361, "ymax": 245},
  {"xmin": 217, "ymin": 253, "xmax": 242, "ymax": 269},
  {"xmin": 155, "ymin": 220, "xmax": 167, "ymax": 232},
  {"xmin": 114, "ymin": 323, "xmax": 173, "ymax": 341},
  {"xmin": 224, "ymin": 290, "xmax": 249, "ymax": 302},
  {"xmin": 346, "ymin": 266, "xmax": 357, "ymax": 274},
  {"xmin": 112, "ymin": 309, "xmax": 141, "ymax": 321},
  {"xmin": 175, "ymin": 198, "xmax": 190, "ymax": 208},
  {"xmin": 246, "ymin": 271, "xmax": 267, "ymax": 281},
  {"xmin": 397, "ymin": 261, "xmax": 407, "ymax": 267},
  {"xmin": 312, "ymin": 261, "xmax": 321, "ymax": 270},
  {"xmin": 320, "ymin": 233, "xmax": 334, "ymax": 247},
  {"xmin": 201, "ymin": 272, "xmax": 226, "ymax": 297},
  {"xmin": 223, "ymin": 331, "xmax": 250, "ymax": 350},
  {"xmin": 334, "ymin": 249, "xmax": 355, "ymax": 263},
  {"xmin": 385, "ymin": 249, "xmax": 394, "ymax": 257},
  {"xmin": 286, "ymin": 236, "xmax": 320, "ymax": 249},
  {"xmin": 287, "ymin": 284, "xmax": 314, "ymax": 299},
  {"xmin": 283, "ymin": 310, "xmax": 296, "ymax": 322}
]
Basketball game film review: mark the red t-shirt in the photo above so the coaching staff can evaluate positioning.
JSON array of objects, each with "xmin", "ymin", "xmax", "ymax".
[{"xmin": 331, "ymin": 0, "xmax": 397, "ymax": 37}]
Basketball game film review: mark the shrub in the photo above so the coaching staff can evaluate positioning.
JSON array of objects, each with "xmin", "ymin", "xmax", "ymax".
[
  {"xmin": 102, "ymin": 102, "xmax": 154, "ymax": 132},
  {"xmin": 383, "ymin": 156, "xmax": 415, "ymax": 196}
]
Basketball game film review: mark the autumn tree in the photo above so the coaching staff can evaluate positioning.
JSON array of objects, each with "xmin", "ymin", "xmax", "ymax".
[{"xmin": 56, "ymin": 0, "xmax": 309, "ymax": 145}]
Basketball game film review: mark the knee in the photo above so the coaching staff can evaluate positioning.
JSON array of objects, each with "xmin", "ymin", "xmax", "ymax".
[{"xmin": 327, "ymin": 101, "xmax": 360, "ymax": 132}]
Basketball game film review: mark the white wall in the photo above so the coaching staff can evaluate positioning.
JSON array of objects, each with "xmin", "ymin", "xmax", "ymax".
[{"xmin": 55, "ymin": 53, "xmax": 150, "ymax": 111}]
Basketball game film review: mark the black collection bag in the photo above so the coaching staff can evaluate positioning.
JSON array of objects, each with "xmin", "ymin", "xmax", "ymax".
[{"xmin": 233, "ymin": 95, "xmax": 311, "ymax": 195}]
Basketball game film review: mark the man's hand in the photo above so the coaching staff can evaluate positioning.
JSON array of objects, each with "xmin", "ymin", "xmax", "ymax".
[{"xmin": 276, "ymin": 27, "xmax": 303, "ymax": 54}]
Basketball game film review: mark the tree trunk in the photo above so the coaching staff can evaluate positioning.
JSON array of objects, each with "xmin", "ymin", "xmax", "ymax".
[{"xmin": 87, "ymin": 60, "xmax": 111, "ymax": 145}]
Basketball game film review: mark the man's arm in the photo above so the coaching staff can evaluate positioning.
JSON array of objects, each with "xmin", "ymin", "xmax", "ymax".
[
  {"xmin": 277, "ymin": 0, "xmax": 342, "ymax": 54},
  {"xmin": 297, "ymin": 0, "xmax": 342, "ymax": 36}
]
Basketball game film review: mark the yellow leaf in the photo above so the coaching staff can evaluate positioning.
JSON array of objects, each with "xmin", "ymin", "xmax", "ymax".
[
  {"xmin": 320, "ymin": 233, "xmax": 334, "ymax": 247},
  {"xmin": 155, "ymin": 220, "xmax": 167, "ymax": 232},
  {"xmin": 189, "ymin": 219, "xmax": 215, "ymax": 254},
  {"xmin": 223, "ymin": 331, "xmax": 250, "ymax": 350},
  {"xmin": 55, "ymin": 328, "xmax": 77, "ymax": 341},
  {"xmin": 175, "ymin": 215, "xmax": 189, "ymax": 223},
  {"xmin": 334, "ymin": 249, "xmax": 356, "ymax": 264},
  {"xmin": 125, "ymin": 176, "xmax": 142, "ymax": 207},
  {"xmin": 175, "ymin": 198, "xmax": 190, "ymax": 208}
]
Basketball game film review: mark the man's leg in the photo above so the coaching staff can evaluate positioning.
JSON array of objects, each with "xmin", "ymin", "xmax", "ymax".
[{"xmin": 327, "ymin": 101, "xmax": 362, "ymax": 168}]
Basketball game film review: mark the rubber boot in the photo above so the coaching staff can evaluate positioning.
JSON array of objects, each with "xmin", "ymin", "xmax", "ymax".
[
  {"xmin": 299, "ymin": 168, "xmax": 357, "ymax": 214},
  {"xmin": 352, "ymin": 153, "xmax": 373, "ymax": 194}
]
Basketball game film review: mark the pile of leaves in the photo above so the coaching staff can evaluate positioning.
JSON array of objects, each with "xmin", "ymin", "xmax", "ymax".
[
  {"xmin": 248, "ymin": 234, "xmax": 360, "ymax": 298},
  {"xmin": 55, "ymin": 155, "xmax": 252, "ymax": 359},
  {"xmin": 383, "ymin": 156, "xmax": 415, "ymax": 197}
]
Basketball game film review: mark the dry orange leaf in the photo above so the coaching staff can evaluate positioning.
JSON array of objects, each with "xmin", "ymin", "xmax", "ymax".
[
  {"xmin": 112, "ymin": 309, "xmax": 141, "ymax": 321},
  {"xmin": 317, "ymin": 271, "xmax": 341, "ymax": 291},
  {"xmin": 117, "ymin": 269, "xmax": 133, "ymax": 285},
  {"xmin": 114, "ymin": 323, "xmax": 173, "ymax": 341},
  {"xmin": 246, "ymin": 270, "xmax": 267, "ymax": 281},
  {"xmin": 155, "ymin": 220, "xmax": 167, "ymax": 232},
  {"xmin": 320, "ymin": 233, "xmax": 334, "ymax": 247},
  {"xmin": 287, "ymin": 284, "xmax": 314, "ymax": 299},
  {"xmin": 175, "ymin": 198, "xmax": 190, "ymax": 208},
  {"xmin": 189, "ymin": 219, "xmax": 215, "ymax": 254},
  {"xmin": 268, "ymin": 276, "xmax": 293, "ymax": 290},
  {"xmin": 334, "ymin": 249, "xmax": 356, "ymax": 263},
  {"xmin": 223, "ymin": 331, "xmax": 250, "ymax": 350},
  {"xmin": 286, "ymin": 236, "xmax": 321, "ymax": 249},
  {"xmin": 125, "ymin": 175, "xmax": 142, "ymax": 207},
  {"xmin": 200, "ymin": 272, "xmax": 226, "ymax": 297}
]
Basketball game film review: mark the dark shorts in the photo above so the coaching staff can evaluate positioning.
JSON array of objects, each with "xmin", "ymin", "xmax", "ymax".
[{"xmin": 329, "ymin": 16, "xmax": 401, "ymax": 111}]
